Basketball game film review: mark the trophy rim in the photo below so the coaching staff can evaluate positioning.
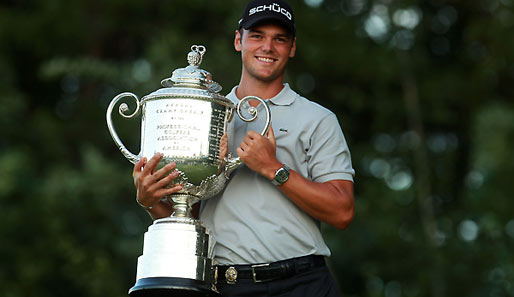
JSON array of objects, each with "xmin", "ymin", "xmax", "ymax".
[
  {"xmin": 129, "ymin": 277, "xmax": 221, "ymax": 297},
  {"xmin": 140, "ymin": 88, "xmax": 234, "ymax": 108}
]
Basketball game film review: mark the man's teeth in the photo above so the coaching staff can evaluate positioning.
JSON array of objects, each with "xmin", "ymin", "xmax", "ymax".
[{"xmin": 257, "ymin": 57, "xmax": 274, "ymax": 62}]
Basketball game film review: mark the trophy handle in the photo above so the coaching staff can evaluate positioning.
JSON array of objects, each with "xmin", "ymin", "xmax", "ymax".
[
  {"xmin": 236, "ymin": 96, "xmax": 271, "ymax": 135},
  {"xmin": 106, "ymin": 92, "xmax": 141, "ymax": 164},
  {"xmin": 225, "ymin": 96, "xmax": 272, "ymax": 177}
]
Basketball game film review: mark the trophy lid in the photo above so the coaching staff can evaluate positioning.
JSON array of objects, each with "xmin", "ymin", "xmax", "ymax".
[{"xmin": 160, "ymin": 45, "xmax": 222, "ymax": 93}]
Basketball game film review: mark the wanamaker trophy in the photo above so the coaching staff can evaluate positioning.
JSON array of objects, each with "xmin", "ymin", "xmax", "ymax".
[{"xmin": 106, "ymin": 45, "xmax": 271, "ymax": 296}]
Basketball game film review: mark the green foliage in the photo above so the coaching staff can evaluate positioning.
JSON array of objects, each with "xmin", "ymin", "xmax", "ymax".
[{"xmin": 0, "ymin": 0, "xmax": 513, "ymax": 296}]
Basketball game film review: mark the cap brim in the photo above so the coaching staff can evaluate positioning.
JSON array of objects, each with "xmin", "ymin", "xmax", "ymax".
[{"xmin": 240, "ymin": 15, "xmax": 295, "ymax": 34}]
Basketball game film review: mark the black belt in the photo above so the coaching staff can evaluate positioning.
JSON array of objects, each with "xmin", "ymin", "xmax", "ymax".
[{"xmin": 215, "ymin": 255, "xmax": 326, "ymax": 284}]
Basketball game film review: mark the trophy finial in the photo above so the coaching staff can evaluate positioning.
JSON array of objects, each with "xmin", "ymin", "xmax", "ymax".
[
  {"xmin": 187, "ymin": 45, "xmax": 206, "ymax": 67},
  {"xmin": 161, "ymin": 44, "xmax": 221, "ymax": 92}
]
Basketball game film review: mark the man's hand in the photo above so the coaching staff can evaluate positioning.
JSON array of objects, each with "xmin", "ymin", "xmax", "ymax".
[
  {"xmin": 236, "ymin": 127, "xmax": 282, "ymax": 180},
  {"xmin": 133, "ymin": 153, "xmax": 183, "ymax": 208}
]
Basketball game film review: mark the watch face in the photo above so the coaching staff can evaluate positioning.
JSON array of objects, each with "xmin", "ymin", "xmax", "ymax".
[{"xmin": 275, "ymin": 167, "xmax": 290, "ymax": 184}]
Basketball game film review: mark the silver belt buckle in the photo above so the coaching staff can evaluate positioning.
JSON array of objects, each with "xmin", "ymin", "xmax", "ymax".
[{"xmin": 251, "ymin": 263, "xmax": 271, "ymax": 283}]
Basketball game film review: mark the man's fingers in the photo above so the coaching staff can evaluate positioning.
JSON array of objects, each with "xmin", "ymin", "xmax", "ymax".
[
  {"xmin": 236, "ymin": 147, "xmax": 244, "ymax": 158},
  {"xmin": 133, "ymin": 157, "xmax": 147, "ymax": 177},
  {"xmin": 247, "ymin": 130, "xmax": 259, "ymax": 139},
  {"xmin": 155, "ymin": 184, "xmax": 183, "ymax": 198},
  {"xmin": 151, "ymin": 169, "xmax": 180, "ymax": 191},
  {"xmin": 241, "ymin": 139, "xmax": 253, "ymax": 154},
  {"xmin": 150, "ymin": 162, "xmax": 177, "ymax": 183},
  {"xmin": 142, "ymin": 153, "xmax": 163, "ymax": 176}
]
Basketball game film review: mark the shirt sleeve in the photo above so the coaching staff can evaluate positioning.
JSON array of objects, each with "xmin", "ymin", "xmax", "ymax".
[{"xmin": 306, "ymin": 113, "xmax": 355, "ymax": 183}]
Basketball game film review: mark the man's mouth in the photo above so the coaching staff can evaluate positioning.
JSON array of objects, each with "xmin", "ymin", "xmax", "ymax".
[{"xmin": 256, "ymin": 56, "xmax": 276, "ymax": 63}]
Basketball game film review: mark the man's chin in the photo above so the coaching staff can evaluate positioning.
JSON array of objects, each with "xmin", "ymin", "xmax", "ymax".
[{"xmin": 252, "ymin": 71, "xmax": 282, "ymax": 83}]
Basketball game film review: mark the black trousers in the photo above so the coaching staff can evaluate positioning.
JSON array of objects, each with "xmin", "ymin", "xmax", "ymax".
[{"xmin": 215, "ymin": 266, "xmax": 341, "ymax": 297}]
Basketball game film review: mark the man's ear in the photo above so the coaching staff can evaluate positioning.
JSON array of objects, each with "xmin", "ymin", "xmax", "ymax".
[
  {"xmin": 234, "ymin": 30, "xmax": 242, "ymax": 52},
  {"xmin": 289, "ymin": 37, "xmax": 297, "ymax": 58}
]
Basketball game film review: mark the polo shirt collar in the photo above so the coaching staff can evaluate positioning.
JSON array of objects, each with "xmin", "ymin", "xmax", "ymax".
[
  {"xmin": 227, "ymin": 83, "xmax": 296, "ymax": 106},
  {"xmin": 268, "ymin": 83, "xmax": 296, "ymax": 106}
]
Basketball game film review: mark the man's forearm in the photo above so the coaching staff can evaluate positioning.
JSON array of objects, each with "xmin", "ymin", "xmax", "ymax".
[
  {"xmin": 277, "ymin": 170, "xmax": 354, "ymax": 229},
  {"xmin": 144, "ymin": 200, "xmax": 174, "ymax": 220},
  {"xmin": 142, "ymin": 200, "xmax": 201, "ymax": 221}
]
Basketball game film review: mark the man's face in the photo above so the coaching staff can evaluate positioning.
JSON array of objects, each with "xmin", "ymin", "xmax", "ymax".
[{"xmin": 234, "ymin": 23, "xmax": 296, "ymax": 83}]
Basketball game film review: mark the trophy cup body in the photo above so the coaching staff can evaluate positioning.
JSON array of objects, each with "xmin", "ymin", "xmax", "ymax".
[{"xmin": 106, "ymin": 45, "xmax": 271, "ymax": 296}]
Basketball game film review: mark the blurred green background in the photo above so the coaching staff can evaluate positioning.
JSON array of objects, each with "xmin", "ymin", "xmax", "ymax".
[{"xmin": 1, "ymin": 0, "xmax": 513, "ymax": 296}]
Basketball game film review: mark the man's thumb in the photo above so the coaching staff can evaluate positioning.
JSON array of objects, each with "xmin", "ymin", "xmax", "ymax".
[{"xmin": 267, "ymin": 125, "xmax": 276, "ymax": 148}]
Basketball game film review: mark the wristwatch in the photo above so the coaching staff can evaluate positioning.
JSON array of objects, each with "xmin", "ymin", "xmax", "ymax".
[{"xmin": 272, "ymin": 164, "xmax": 290, "ymax": 186}]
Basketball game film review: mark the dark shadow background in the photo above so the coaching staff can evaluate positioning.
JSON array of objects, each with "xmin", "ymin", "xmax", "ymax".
[{"xmin": 1, "ymin": 0, "xmax": 513, "ymax": 296}]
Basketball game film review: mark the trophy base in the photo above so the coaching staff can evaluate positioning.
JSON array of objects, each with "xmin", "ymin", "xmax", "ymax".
[{"xmin": 129, "ymin": 277, "xmax": 221, "ymax": 297}]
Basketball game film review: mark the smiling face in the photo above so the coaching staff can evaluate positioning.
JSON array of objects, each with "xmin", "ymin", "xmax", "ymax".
[{"xmin": 235, "ymin": 23, "xmax": 296, "ymax": 85}]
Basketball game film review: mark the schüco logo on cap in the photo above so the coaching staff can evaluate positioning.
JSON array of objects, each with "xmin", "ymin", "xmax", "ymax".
[{"xmin": 248, "ymin": 3, "xmax": 292, "ymax": 20}]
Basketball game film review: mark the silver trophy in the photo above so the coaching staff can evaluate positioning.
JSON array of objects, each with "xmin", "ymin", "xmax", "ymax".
[{"xmin": 106, "ymin": 45, "xmax": 271, "ymax": 296}]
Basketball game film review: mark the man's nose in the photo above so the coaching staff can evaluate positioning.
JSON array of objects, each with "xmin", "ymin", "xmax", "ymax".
[{"xmin": 261, "ymin": 38, "xmax": 273, "ymax": 52}]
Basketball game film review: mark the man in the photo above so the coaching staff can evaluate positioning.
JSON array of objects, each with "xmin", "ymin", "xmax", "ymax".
[{"xmin": 132, "ymin": 0, "xmax": 355, "ymax": 296}]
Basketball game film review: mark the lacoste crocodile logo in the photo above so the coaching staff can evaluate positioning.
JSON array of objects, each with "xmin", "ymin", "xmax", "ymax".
[{"xmin": 279, "ymin": 128, "xmax": 288, "ymax": 133}]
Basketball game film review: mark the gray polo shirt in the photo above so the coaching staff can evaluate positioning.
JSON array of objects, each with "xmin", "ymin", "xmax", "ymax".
[{"xmin": 200, "ymin": 83, "xmax": 354, "ymax": 265}]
